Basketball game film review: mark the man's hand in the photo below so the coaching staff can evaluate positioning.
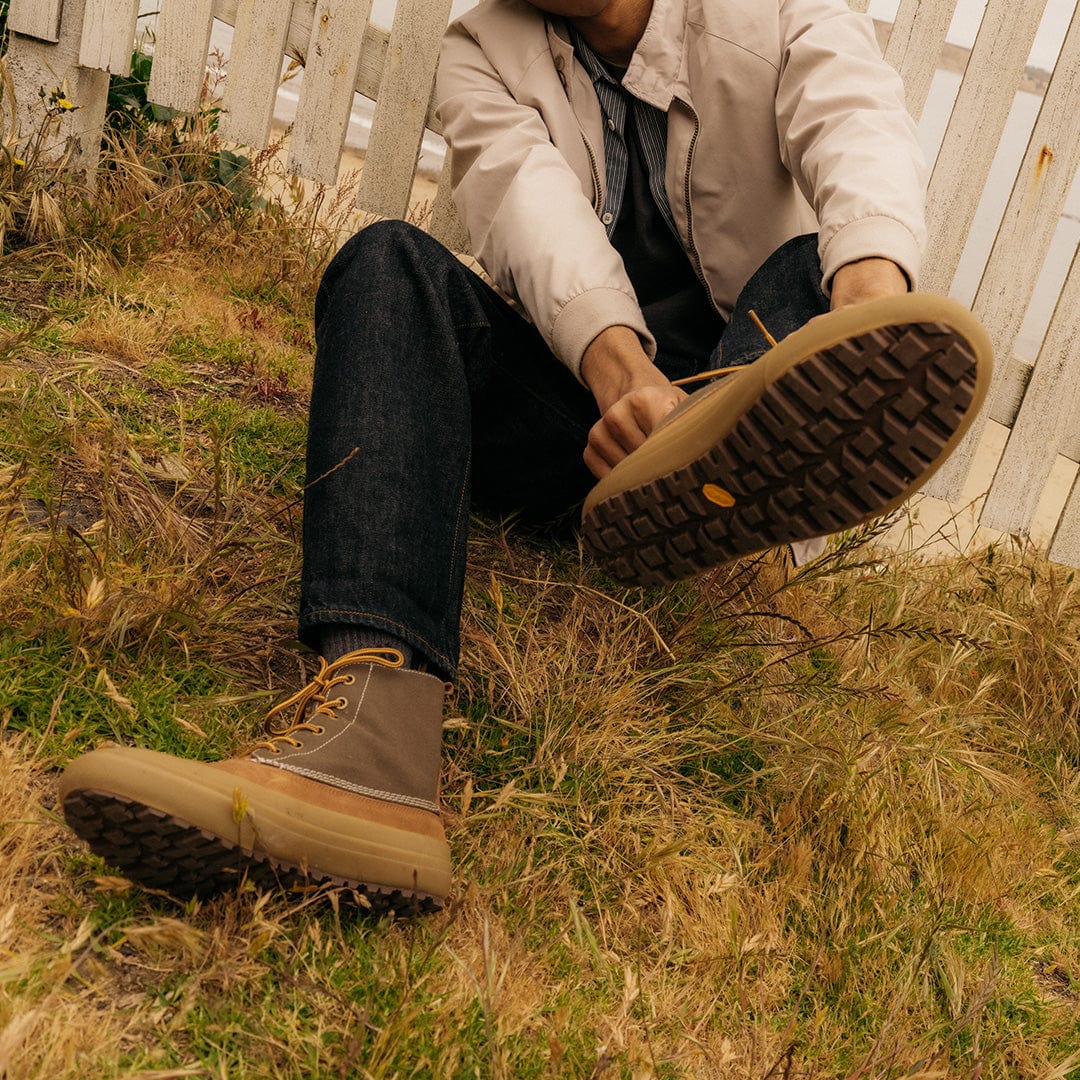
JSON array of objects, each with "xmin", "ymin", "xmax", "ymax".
[
  {"xmin": 830, "ymin": 257, "xmax": 909, "ymax": 310},
  {"xmin": 580, "ymin": 325, "xmax": 686, "ymax": 479}
]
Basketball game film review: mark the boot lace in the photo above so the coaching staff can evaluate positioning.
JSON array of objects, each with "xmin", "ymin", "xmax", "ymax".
[
  {"xmin": 253, "ymin": 647, "xmax": 404, "ymax": 753},
  {"xmin": 669, "ymin": 309, "xmax": 772, "ymax": 388}
]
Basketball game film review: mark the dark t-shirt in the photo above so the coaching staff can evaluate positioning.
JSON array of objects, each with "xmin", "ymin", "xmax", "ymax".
[{"xmin": 608, "ymin": 91, "xmax": 725, "ymax": 369}]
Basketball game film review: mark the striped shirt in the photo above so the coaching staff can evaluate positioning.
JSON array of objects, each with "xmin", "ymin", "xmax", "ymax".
[{"xmin": 568, "ymin": 28, "xmax": 679, "ymax": 241}]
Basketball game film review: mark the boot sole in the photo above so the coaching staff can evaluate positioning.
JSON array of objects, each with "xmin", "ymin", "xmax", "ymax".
[
  {"xmin": 62, "ymin": 790, "xmax": 443, "ymax": 913},
  {"xmin": 581, "ymin": 297, "xmax": 992, "ymax": 585},
  {"xmin": 61, "ymin": 747, "xmax": 451, "ymax": 913}
]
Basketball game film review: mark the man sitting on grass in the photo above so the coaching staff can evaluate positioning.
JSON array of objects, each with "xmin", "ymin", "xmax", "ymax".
[{"xmin": 58, "ymin": 0, "xmax": 991, "ymax": 913}]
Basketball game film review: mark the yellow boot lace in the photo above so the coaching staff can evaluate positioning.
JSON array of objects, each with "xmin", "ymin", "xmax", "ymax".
[
  {"xmin": 670, "ymin": 309, "xmax": 776, "ymax": 388},
  {"xmin": 253, "ymin": 647, "xmax": 405, "ymax": 754}
]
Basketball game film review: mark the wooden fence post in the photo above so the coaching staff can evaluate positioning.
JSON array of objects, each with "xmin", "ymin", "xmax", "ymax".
[
  {"xmin": 5, "ymin": 0, "xmax": 110, "ymax": 181},
  {"xmin": 354, "ymin": 0, "xmax": 454, "ymax": 221},
  {"xmin": 927, "ymin": 0, "xmax": 1080, "ymax": 504}
]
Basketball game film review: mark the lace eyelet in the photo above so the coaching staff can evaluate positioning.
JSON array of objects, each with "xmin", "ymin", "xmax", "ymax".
[
  {"xmin": 344, "ymin": 674, "xmax": 356, "ymax": 685},
  {"xmin": 313, "ymin": 726, "xmax": 326, "ymax": 735}
]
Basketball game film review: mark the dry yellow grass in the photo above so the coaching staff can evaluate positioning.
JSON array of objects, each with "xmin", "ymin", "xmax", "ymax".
[{"xmin": 1, "ymin": 93, "xmax": 1080, "ymax": 1079}]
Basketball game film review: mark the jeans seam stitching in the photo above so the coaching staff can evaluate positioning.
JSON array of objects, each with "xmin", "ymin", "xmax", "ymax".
[{"xmin": 444, "ymin": 447, "xmax": 471, "ymax": 647}]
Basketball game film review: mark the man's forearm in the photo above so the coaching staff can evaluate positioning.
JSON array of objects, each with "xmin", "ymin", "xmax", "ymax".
[
  {"xmin": 580, "ymin": 325, "xmax": 663, "ymax": 412},
  {"xmin": 830, "ymin": 258, "xmax": 909, "ymax": 309}
]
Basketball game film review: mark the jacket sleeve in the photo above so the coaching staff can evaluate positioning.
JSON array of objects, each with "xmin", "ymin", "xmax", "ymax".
[
  {"xmin": 774, "ymin": 0, "xmax": 927, "ymax": 290},
  {"xmin": 435, "ymin": 19, "xmax": 655, "ymax": 381}
]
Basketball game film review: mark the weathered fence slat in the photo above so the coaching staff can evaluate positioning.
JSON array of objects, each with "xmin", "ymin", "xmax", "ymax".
[
  {"xmin": 210, "ymin": 0, "xmax": 402, "ymax": 120},
  {"xmin": 288, "ymin": 0, "xmax": 376, "ymax": 186},
  {"xmin": 926, "ymin": 0, "xmax": 1080, "ymax": 503},
  {"xmin": 430, "ymin": 154, "xmax": 468, "ymax": 252},
  {"xmin": 213, "ymin": 0, "xmax": 315, "ymax": 64},
  {"xmin": 147, "ymin": 0, "xmax": 218, "ymax": 114},
  {"xmin": 355, "ymin": 24, "xmax": 395, "ymax": 108},
  {"xmin": 983, "ymin": 352, "xmax": 1080, "ymax": 468},
  {"xmin": 7, "ymin": 0, "xmax": 64, "ymax": 44},
  {"xmin": 979, "ymin": 246, "xmax": 1080, "ymax": 534},
  {"xmin": 79, "ymin": 0, "xmax": 142, "ymax": 76},
  {"xmin": 354, "ymin": 0, "xmax": 454, "ymax": 220},
  {"xmin": 217, "ymin": 0, "xmax": 294, "ymax": 148},
  {"xmin": 920, "ymin": 0, "xmax": 1048, "ymax": 297},
  {"xmin": 883, "ymin": 0, "xmax": 960, "ymax": 121},
  {"xmin": 1049, "ymin": 469, "xmax": 1080, "ymax": 565}
]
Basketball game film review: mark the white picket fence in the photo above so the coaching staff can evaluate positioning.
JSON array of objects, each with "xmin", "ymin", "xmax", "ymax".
[{"xmin": 6, "ymin": 0, "xmax": 1080, "ymax": 565}]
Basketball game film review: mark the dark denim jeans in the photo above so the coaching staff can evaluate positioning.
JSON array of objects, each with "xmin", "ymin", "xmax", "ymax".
[{"xmin": 299, "ymin": 222, "xmax": 829, "ymax": 676}]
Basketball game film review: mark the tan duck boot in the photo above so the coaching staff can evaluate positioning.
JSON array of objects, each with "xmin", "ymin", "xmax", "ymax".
[
  {"xmin": 60, "ymin": 648, "xmax": 451, "ymax": 913},
  {"xmin": 582, "ymin": 294, "xmax": 993, "ymax": 585}
]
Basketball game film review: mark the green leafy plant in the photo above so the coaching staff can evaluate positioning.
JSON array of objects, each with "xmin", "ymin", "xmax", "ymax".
[
  {"xmin": 103, "ymin": 47, "xmax": 259, "ymax": 207},
  {"xmin": 105, "ymin": 48, "xmax": 164, "ymax": 137}
]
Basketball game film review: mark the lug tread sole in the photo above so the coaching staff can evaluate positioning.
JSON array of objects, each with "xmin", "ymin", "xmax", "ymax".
[
  {"xmin": 582, "ymin": 322, "xmax": 978, "ymax": 585},
  {"xmin": 63, "ymin": 788, "xmax": 444, "ymax": 914}
]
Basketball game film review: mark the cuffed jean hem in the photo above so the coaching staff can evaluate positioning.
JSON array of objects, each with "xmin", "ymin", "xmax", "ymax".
[
  {"xmin": 715, "ymin": 233, "xmax": 831, "ymax": 370},
  {"xmin": 299, "ymin": 606, "xmax": 457, "ymax": 679}
]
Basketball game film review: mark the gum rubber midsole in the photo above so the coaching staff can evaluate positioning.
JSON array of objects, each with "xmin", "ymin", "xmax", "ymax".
[{"xmin": 61, "ymin": 746, "xmax": 452, "ymax": 897}]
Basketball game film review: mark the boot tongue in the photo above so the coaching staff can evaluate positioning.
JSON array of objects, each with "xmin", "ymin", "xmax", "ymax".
[{"xmin": 260, "ymin": 648, "xmax": 408, "ymax": 743}]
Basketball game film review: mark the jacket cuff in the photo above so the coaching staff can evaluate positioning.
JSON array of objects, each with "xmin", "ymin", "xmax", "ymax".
[
  {"xmin": 820, "ymin": 215, "xmax": 923, "ymax": 294},
  {"xmin": 550, "ymin": 287, "xmax": 657, "ymax": 383}
]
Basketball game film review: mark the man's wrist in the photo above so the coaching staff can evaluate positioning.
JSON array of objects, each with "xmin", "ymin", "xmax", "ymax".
[
  {"xmin": 580, "ymin": 325, "xmax": 663, "ymax": 413},
  {"xmin": 830, "ymin": 258, "xmax": 910, "ymax": 309}
]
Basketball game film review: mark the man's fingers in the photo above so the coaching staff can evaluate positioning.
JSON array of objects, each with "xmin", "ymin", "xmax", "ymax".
[
  {"xmin": 583, "ymin": 442, "xmax": 611, "ymax": 479},
  {"xmin": 585, "ymin": 418, "xmax": 628, "ymax": 476},
  {"xmin": 604, "ymin": 399, "xmax": 652, "ymax": 454},
  {"xmin": 583, "ymin": 386, "xmax": 687, "ymax": 479},
  {"xmin": 587, "ymin": 393, "xmax": 663, "ymax": 467},
  {"xmin": 631, "ymin": 387, "xmax": 685, "ymax": 434}
]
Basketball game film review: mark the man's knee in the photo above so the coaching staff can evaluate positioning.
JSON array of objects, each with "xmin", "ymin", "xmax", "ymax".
[
  {"xmin": 332, "ymin": 220, "xmax": 448, "ymax": 280},
  {"xmin": 316, "ymin": 221, "xmax": 453, "ymax": 323}
]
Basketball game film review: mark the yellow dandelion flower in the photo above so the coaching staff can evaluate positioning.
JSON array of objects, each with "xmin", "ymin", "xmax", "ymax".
[
  {"xmin": 13, "ymin": 158, "xmax": 26, "ymax": 167},
  {"xmin": 56, "ymin": 98, "xmax": 77, "ymax": 111}
]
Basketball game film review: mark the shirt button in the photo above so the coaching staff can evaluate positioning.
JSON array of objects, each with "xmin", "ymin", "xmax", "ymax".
[
  {"xmin": 607, "ymin": 118, "xmax": 615, "ymax": 130},
  {"xmin": 601, "ymin": 212, "xmax": 614, "ymax": 225}
]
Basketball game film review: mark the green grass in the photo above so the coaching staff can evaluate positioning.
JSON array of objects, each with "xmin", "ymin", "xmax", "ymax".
[{"xmin": 0, "ymin": 630, "xmax": 262, "ymax": 761}]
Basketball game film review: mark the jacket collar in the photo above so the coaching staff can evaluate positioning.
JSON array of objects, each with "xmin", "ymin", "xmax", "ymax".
[
  {"xmin": 547, "ymin": 18, "xmax": 601, "ymax": 112},
  {"xmin": 546, "ymin": 0, "xmax": 686, "ymax": 112},
  {"xmin": 623, "ymin": 0, "xmax": 686, "ymax": 111}
]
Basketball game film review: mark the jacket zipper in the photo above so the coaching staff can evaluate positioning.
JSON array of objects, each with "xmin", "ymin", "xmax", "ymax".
[
  {"xmin": 581, "ymin": 129, "xmax": 604, "ymax": 212},
  {"xmin": 678, "ymin": 99, "xmax": 719, "ymax": 313}
]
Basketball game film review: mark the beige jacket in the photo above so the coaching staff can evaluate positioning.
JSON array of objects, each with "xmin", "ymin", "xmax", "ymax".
[{"xmin": 436, "ymin": 0, "xmax": 926, "ymax": 381}]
